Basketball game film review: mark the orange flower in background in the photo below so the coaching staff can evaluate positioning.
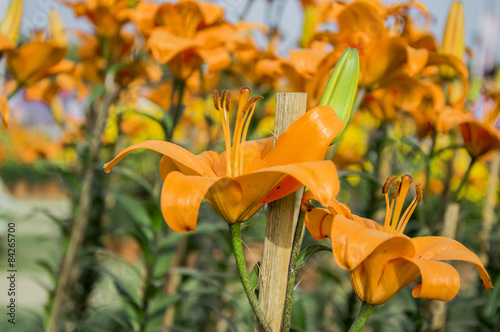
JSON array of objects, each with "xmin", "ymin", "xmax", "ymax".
[
  {"xmin": 62, "ymin": 0, "xmax": 130, "ymax": 37},
  {"xmin": 5, "ymin": 32, "xmax": 69, "ymax": 86},
  {"xmin": 304, "ymin": 175, "xmax": 492, "ymax": 306},
  {"xmin": 105, "ymin": 87, "xmax": 344, "ymax": 233},
  {"xmin": 146, "ymin": 0, "xmax": 233, "ymax": 81},
  {"xmin": 438, "ymin": 92, "xmax": 500, "ymax": 158}
]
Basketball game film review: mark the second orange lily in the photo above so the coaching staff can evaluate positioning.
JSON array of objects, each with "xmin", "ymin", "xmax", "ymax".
[{"xmin": 304, "ymin": 175, "xmax": 492, "ymax": 306}]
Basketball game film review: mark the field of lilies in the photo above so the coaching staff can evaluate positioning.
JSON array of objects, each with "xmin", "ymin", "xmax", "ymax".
[{"xmin": 0, "ymin": 0, "xmax": 499, "ymax": 331}]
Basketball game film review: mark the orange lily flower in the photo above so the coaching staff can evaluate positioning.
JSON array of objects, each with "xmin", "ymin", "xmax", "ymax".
[
  {"xmin": 105, "ymin": 87, "xmax": 344, "ymax": 233},
  {"xmin": 5, "ymin": 32, "xmax": 68, "ymax": 86},
  {"xmin": 62, "ymin": 0, "xmax": 130, "ymax": 37},
  {"xmin": 438, "ymin": 92, "xmax": 500, "ymax": 158},
  {"xmin": 304, "ymin": 175, "xmax": 492, "ymax": 306},
  {"xmin": 146, "ymin": 1, "xmax": 232, "ymax": 81}
]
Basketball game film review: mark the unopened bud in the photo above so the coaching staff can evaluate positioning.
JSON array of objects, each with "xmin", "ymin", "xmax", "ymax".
[{"xmin": 319, "ymin": 48, "xmax": 360, "ymax": 145}]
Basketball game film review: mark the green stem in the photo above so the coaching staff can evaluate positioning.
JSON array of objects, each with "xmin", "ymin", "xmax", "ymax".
[
  {"xmin": 452, "ymin": 157, "xmax": 476, "ymax": 202},
  {"xmin": 7, "ymin": 84, "xmax": 21, "ymax": 99},
  {"xmin": 168, "ymin": 80, "xmax": 186, "ymax": 141},
  {"xmin": 348, "ymin": 302, "xmax": 374, "ymax": 332},
  {"xmin": 229, "ymin": 223, "xmax": 272, "ymax": 332},
  {"xmin": 281, "ymin": 209, "xmax": 306, "ymax": 332}
]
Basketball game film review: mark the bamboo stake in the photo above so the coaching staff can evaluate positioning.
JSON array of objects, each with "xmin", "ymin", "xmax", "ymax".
[
  {"xmin": 257, "ymin": 92, "xmax": 307, "ymax": 332},
  {"xmin": 479, "ymin": 151, "xmax": 500, "ymax": 264},
  {"xmin": 47, "ymin": 74, "xmax": 118, "ymax": 332},
  {"xmin": 430, "ymin": 202, "xmax": 460, "ymax": 331}
]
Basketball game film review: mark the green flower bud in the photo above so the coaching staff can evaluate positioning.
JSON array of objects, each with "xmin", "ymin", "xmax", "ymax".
[{"xmin": 319, "ymin": 48, "xmax": 360, "ymax": 144}]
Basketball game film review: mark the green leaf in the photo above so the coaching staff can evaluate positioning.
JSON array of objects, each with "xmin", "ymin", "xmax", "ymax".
[
  {"xmin": 296, "ymin": 245, "xmax": 332, "ymax": 270},
  {"xmin": 249, "ymin": 262, "xmax": 260, "ymax": 291}
]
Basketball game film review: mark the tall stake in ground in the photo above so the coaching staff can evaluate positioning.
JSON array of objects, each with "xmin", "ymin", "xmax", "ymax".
[{"xmin": 257, "ymin": 92, "xmax": 307, "ymax": 332}]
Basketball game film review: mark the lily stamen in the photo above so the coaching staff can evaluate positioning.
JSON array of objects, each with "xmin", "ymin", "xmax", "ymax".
[
  {"xmin": 395, "ymin": 184, "xmax": 423, "ymax": 235},
  {"xmin": 382, "ymin": 175, "xmax": 422, "ymax": 235},
  {"xmin": 213, "ymin": 87, "xmax": 263, "ymax": 178}
]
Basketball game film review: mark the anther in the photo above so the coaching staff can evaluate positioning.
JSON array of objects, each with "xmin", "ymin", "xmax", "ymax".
[
  {"xmin": 213, "ymin": 90, "xmax": 219, "ymax": 111},
  {"xmin": 243, "ymin": 96, "xmax": 264, "ymax": 113},
  {"xmin": 382, "ymin": 175, "xmax": 396, "ymax": 194},
  {"xmin": 415, "ymin": 183, "xmax": 423, "ymax": 203},
  {"xmin": 392, "ymin": 180, "xmax": 401, "ymax": 199},
  {"xmin": 225, "ymin": 90, "xmax": 232, "ymax": 113},
  {"xmin": 220, "ymin": 90, "xmax": 226, "ymax": 107}
]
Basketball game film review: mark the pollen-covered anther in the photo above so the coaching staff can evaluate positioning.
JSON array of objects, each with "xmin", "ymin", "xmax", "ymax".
[
  {"xmin": 243, "ymin": 96, "xmax": 264, "ymax": 113},
  {"xmin": 382, "ymin": 175, "xmax": 396, "ymax": 194},
  {"xmin": 213, "ymin": 90, "xmax": 220, "ymax": 111},
  {"xmin": 415, "ymin": 183, "xmax": 423, "ymax": 203},
  {"xmin": 225, "ymin": 90, "xmax": 232, "ymax": 112},
  {"xmin": 392, "ymin": 180, "xmax": 401, "ymax": 199},
  {"xmin": 220, "ymin": 89, "xmax": 227, "ymax": 108}
]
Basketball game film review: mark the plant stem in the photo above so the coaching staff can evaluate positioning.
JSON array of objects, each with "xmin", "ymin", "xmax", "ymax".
[
  {"xmin": 281, "ymin": 209, "xmax": 306, "ymax": 332},
  {"xmin": 451, "ymin": 157, "xmax": 476, "ymax": 202},
  {"xmin": 348, "ymin": 302, "xmax": 374, "ymax": 332},
  {"xmin": 168, "ymin": 79, "xmax": 186, "ymax": 141},
  {"xmin": 47, "ymin": 74, "xmax": 118, "ymax": 332},
  {"xmin": 228, "ymin": 223, "xmax": 272, "ymax": 332},
  {"xmin": 7, "ymin": 84, "xmax": 21, "ymax": 99}
]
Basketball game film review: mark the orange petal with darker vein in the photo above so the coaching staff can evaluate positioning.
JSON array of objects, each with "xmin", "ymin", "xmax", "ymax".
[
  {"xmin": 161, "ymin": 172, "xmax": 218, "ymax": 233},
  {"xmin": 411, "ymin": 236, "xmax": 493, "ymax": 289},
  {"xmin": 104, "ymin": 140, "xmax": 216, "ymax": 177},
  {"xmin": 330, "ymin": 215, "xmax": 415, "ymax": 270},
  {"xmin": 259, "ymin": 160, "xmax": 339, "ymax": 206},
  {"xmin": 260, "ymin": 106, "xmax": 343, "ymax": 168},
  {"xmin": 304, "ymin": 208, "xmax": 333, "ymax": 241},
  {"xmin": 403, "ymin": 257, "xmax": 461, "ymax": 301},
  {"xmin": 0, "ymin": 94, "xmax": 9, "ymax": 129}
]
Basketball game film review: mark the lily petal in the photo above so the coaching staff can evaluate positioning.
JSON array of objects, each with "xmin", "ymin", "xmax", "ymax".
[
  {"xmin": 403, "ymin": 257, "xmax": 461, "ymax": 301},
  {"xmin": 260, "ymin": 106, "xmax": 343, "ymax": 168},
  {"xmin": 330, "ymin": 215, "xmax": 415, "ymax": 270},
  {"xmin": 161, "ymin": 171, "xmax": 218, "ymax": 233},
  {"xmin": 0, "ymin": 94, "xmax": 9, "ymax": 129},
  {"xmin": 304, "ymin": 208, "xmax": 332, "ymax": 241},
  {"xmin": 354, "ymin": 258, "xmax": 419, "ymax": 305},
  {"xmin": 412, "ymin": 236, "xmax": 493, "ymax": 289},
  {"xmin": 258, "ymin": 160, "xmax": 339, "ymax": 206},
  {"xmin": 104, "ymin": 140, "xmax": 216, "ymax": 177}
]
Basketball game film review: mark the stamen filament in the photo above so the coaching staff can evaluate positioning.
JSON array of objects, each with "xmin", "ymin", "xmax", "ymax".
[
  {"xmin": 395, "ymin": 198, "xmax": 418, "ymax": 235},
  {"xmin": 390, "ymin": 175, "xmax": 412, "ymax": 234},
  {"xmin": 231, "ymin": 88, "xmax": 250, "ymax": 177},
  {"xmin": 239, "ymin": 103, "xmax": 258, "ymax": 175}
]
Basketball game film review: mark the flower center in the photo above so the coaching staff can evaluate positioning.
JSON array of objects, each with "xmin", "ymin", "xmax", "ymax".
[
  {"xmin": 213, "ymin": 87, "xmax": 263, "ymax": 177},
  {"xmin": 382, "ymin": 174, "xmax": 423, "ymax": 235}
]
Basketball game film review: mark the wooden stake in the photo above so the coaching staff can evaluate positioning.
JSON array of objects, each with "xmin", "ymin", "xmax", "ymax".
[
  {"xmin": 480, "ymin": 151, "xmax": 500, "ymax": 264},
  {"xmin": 257, "ymin": 92, "xmax": 307, "ymax": 332}
]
